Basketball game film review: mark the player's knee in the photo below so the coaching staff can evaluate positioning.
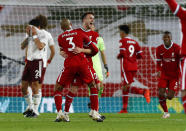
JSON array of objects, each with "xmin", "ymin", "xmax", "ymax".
[
  {"xmin": 123, "ymin": 85, "xmax": 129, "ymax": 92},
  {"xmin": 158, "ymin": 88, "xmax": 165, "ymax": 97},
  {"xmin": 55, "ymin": 83, "xmax": 63, "ymax": 91},
  {"xmin": 31, "ymin": 81, "xmax": 41, "ymax": 94},
  {"xmin": 167, "ymin": 95, "xmax": 174, "ymax": 100},
  {"xmin": 21, "ymin": 81, "xmax": 28, "ymax": 95},
  {"xmin": 88, "ymin": 81, "xmax": 96, "ymax": 88},
  {"xmin": 69, "ymin": 86, "xmax": 78, "ymax": 94}
]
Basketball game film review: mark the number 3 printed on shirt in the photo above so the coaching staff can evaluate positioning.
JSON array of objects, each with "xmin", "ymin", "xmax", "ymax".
[
  {"xmin": 129, "ymin": 45, "xmax": 134, "ymax": 57},
  {"xmin": 67, "ymin": 37, "xmax": 75, "ymax": 51}
]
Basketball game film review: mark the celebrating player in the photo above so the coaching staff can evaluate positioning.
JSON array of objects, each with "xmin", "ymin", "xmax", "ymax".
[
  {"xmin": 21, "ymin": 18, "xmax": 49, "ymax": 117},
  {"xmin": 21, "ymin": 15, "xmax": 55, "ymax": 117},
  {"xmin": 62, "ymin": 13, "xmax": 105, "ymax": 120},
  {"xmin": 54, "ymin": 19, "xmax": 103, "ymax": 122},
  {"xmin": 165, "ymin": 0, "xmax": 186, "ymax": 114},
  {"xmin": 117, "ymin": 25, "xmax": 150, "ymax": 113},
  {"xmin": 88, "ymin": 24, "xmax": 109, "ymax": 108},
  {"xmin": 156, "ymin": 31, "xmax": 180, "ymax": 118}
]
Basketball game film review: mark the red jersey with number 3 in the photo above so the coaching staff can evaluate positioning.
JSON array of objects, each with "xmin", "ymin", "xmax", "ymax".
[
  {"xmin": 58, "ymin": 29, "xmax": 97, "ymax": 67},
  {"xmin": 118, "ymin": 37, "xmax": 143, "ymax": 71}
]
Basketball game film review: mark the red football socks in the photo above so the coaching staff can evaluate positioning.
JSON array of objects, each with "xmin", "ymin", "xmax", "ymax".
[
  {"xmin": 90, "ymin": 87, "xmax": 98, "ymax": 111},
  {"xmin": 159, "ymin": 96, "xmax": 168, "ymax": 112},
  {"xmin": 182, "ymin": 95, "xmax": 186, "ymax": 114},
  {"xmin": 122, "ymin": 90, "xmax": 129, "ymax": 110},
  {"xmin": 64, "ymin": 91, "xmax": 75, "ymax": 112},
  {"xmin": 54, "ymin": 90, "xmax": 62, "ymax": 112}
]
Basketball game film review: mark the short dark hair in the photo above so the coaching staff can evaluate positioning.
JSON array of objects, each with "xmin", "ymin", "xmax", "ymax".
[
  {"xmin": 35, "ymin": 15, "xmax": 48, "ymax": 29},
  {"xmin": 29, "ymin": 18, "xmax": 40, "ymax": 27},
  {"xmin": 81, "ymin": 12, "xmax": 94, "ymax": 21},
  {"xmin": 164, "ymin": 31, "xmax": 171, "ymax": 35},
  {"xmin": 118, "ymin": 25, "xmax": 130, "ymax": 34}
]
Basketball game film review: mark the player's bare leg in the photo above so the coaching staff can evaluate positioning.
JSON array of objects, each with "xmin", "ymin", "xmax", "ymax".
[
  {"xmin": 119, "ymin": 84, "xmax": 129, "ymax": 113},
  {"xmin": 22, "ymin": 80, "xmax": 33, "ymax": 117},
  {"xmin": 159, "ymin": 88, "xmax": 169, "ymax": 118},
  {"xmin": 54, "ymin": 83, "xmax": 65, "ymax": 122},
  {"xmin": 181, "ymin": 90, "xmax": 186, "ymax": 114}
]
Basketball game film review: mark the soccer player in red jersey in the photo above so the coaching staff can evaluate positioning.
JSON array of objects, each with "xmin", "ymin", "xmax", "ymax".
[
  {"xmin": 156, "ymin": 31, "xmax": 181, "ymax": 118},
  {"xmin": 117, "ymin": 25, "xmax": 150, "ymax": 113},
  {"xmin": 165, "ymin": 0, "xmax": 186, "ymax": 114},
  {"xmin": 54, "ymin": 19, "xmax": 103, "ymax": 122},
  {"xmin": 62, "ymin": 13, "xmax": 106, "ymax": 120}
]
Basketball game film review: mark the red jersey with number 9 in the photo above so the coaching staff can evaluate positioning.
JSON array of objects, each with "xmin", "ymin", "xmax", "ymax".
[{"xmin": 118, "ymin": 37, "xmax": 143, "ymax": 71}]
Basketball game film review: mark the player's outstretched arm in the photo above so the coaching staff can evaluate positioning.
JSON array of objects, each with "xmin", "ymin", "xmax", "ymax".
[{"xmin": 165, "ymin": 0, "xmax": 186, "ymax": 19}]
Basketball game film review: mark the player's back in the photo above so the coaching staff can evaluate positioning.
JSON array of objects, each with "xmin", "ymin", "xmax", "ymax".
[
  {"xmin": 41, "ymin": 29, "xmax": 55, "ymax": 68},
  {"xmin": 156, "ymin": 43, "xmax": 180, "ymax": 78},
  {"xmin": 58, "ymin": 29, "xmax": 86, "ymax": 57},
  {"xmin": 120, "ymin": 37, "xmax": 142, "ymax": 71}
]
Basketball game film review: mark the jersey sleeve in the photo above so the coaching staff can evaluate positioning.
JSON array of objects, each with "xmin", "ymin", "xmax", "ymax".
[
  {"xmin": 83, "ymin": 33, "xmax": 98, "ymax": 56},
  {"xmin": 165, "ymin": 0, "xmax": 186, "ymax": 20},
  {"xmin": 117, "ymin": 40, "xmax": 126, "ymax": 59},
  {"xmin": 175, "ymin": 44, "xmax": 182, "ymax": 60},
  {"xmin": 156, "ymin": 47, "xmax": 162, "ymax": 71},
  {"xmin": 58, "ymin": 35, "xmax": 63, "ymax": 51},
  {"xmin": 91, "ymin": 32, "xmax": 99, "ymax": 44},
  {"xmin": 135, "ymin": 42, "xmax": 143, "ymax": 59},
  {"xmin": 48, "ymin": 33, "xmax": 55, "ymax": 46},
  {"xmin": 98, "ymin": 37, "xmax": 105, "ymax": 51}
]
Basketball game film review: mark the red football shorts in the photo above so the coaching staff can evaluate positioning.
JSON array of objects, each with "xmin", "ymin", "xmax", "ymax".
[
  {"xmin": 121, "ymin": 70, "xmax": 136, "ymax": 86},
  {"xmin": 56, "ymin": 59, "xmax": 94, "ymax": 86},
  {"xmin": 180, "ymin": 57, "xmax": 186, "ymax": 90},
  {"xmin": 158, "ymin": 74, "xmax": 179, "ymax": 92},
  {"xmin": 22, "ymin": 59, "xmax": 43, "ymax": 83},
  {"xmin": 72, "ymin": 66, "xmax": 100, "ymax": 87}
]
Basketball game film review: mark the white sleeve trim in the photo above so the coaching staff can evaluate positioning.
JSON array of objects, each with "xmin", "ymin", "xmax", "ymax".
[
  {"xmin": 174, "ymin": 5, "xmax": 180, "ymax": 15},
  {"xmin": 120, "ymin": 48, "xmax": 126, "ymax": 51},
  {"xmin": 136, "ymin": 51, "xmax": 143, "ymax": 54},
  {"xmin": 156, "ymin": 59, "xmax": 162, "ymax": 61}
]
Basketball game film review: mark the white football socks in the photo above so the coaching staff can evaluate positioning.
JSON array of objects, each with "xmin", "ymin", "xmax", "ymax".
[
  {"xmin": 24, "ymin": 93, "xmax": 33, "ymax": 109},
  {"xmin": 33, "ymin": 89, "xmax": 42, "ymax": 114}
]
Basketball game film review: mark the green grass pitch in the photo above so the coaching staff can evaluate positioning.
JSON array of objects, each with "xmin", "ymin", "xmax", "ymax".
[{"xmin": 0, "ymin": 113, "xmax": 186, "ymax": 131}]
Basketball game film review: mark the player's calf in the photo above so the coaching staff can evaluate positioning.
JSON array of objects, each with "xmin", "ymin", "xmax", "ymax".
[{"xmin": 31, "ymin": 81, "xmax": 42, "ymax": 115}]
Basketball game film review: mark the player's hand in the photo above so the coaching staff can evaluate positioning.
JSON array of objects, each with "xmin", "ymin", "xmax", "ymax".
[
  {"xmin": 60, "ymin": 50, "xmax": 68, "ymax": 58},
  {"xmin": 73, "ymin": 47, "xmax": 82, "ymax": 54},
  {"xmin": 117, "ymin": 54, "xmax": 122, "ymax": 59},
  {"xmin": 47, "ymin": 59, "xmax": 51, "ymax": 66},
  {"xmin": 26, "ymin": 25, "xmax": 31, "ymax": 36},
  {"xmin": 31, "ymin": 26, "xmax": 37, "ymax": 36},
  {"xmin": 104, "ymin": 64, "xmax": 109, "ymax": 78}
]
